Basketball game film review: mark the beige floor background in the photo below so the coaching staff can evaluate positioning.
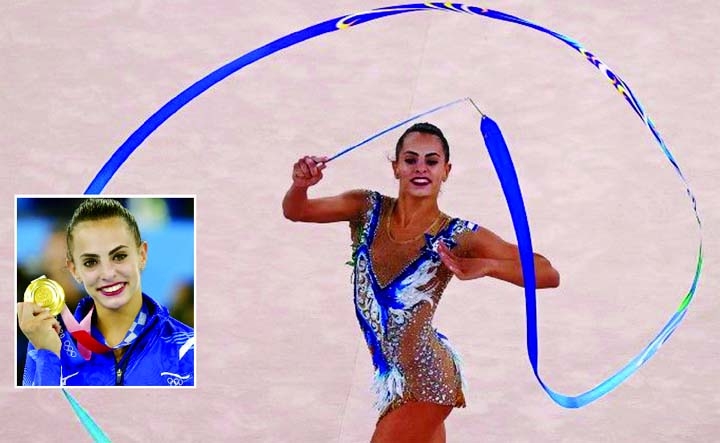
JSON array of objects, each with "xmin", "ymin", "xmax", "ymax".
[{"xmin": 1, "ymin": 1, "xmax": 718, "ymax": 442}]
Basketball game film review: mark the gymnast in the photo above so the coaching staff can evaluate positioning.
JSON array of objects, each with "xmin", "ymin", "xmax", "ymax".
[
  {"xmin": 18, "ymin": 198, "xmax": 194, "ymax": 386},
  {"xmin": 283, "ymin": 122, "xmax": 559, "ymax": 442}
]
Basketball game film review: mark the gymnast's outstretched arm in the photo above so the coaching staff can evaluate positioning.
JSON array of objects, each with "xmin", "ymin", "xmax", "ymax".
[
  {"xmin": 438, "ymin": 228, "xmax": 560, "ymax": 289},
  {"xmin": 282, "ymin": 155, "xmax": 366, "ymax": 223}
]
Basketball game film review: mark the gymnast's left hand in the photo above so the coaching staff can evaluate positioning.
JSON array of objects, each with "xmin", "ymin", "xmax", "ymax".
[{"xmin": 438, "ymin": 242, "xmax": 494, "ymax": 280}]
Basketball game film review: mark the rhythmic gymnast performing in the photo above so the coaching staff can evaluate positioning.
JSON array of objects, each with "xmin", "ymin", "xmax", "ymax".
[
  {"xmin": 18, "ymin": 198, "xmax": 195, "ymax": 386},
  {"xmin": 283, "ymin": 122, "xmax": 560, "ymax": 442},
  {"xmin": 39, "ymin": 3, "xmax": 699, "ymax": 440}
]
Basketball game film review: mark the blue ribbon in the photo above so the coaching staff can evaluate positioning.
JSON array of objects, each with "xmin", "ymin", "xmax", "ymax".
[
  {"xmin": 61, "ymin": 390, "xmax": 111, "ymax": 442},
  {"xmin": 479, "ymin": 115, "xmax": 698, "ymax": 407},
  {"xmin": 70, "ymin": 2, "xmax": 702, "ymax": 440}
]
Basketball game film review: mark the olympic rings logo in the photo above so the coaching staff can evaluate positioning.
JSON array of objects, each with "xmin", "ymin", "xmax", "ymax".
[
  {"xmin": 63, "ymin": 340, "xmax": 77, "ymax": 358},
  {"xmin": 161, "ymin": 372, "xmax": 191, "ymax": 386}
]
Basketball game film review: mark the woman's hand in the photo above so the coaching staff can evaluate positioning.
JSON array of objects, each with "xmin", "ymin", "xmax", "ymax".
[
  {"xmin": 440, "ymin": 228, "xmax": 560, "ymax": 288},
  {"xmin": 292, "ymin": 155, "xmax": 328, "ymax": 188},
  {"xmin": 17, "ymin": 302, "xmax": 61, "ymax": 357},
  {"xmin": 438, "ymin": 242, "xmax": 495, "ymax": 280}
]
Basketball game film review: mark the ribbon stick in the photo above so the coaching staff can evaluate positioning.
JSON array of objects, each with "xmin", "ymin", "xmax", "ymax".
[
  {"xmin": 69, "ymin": 2, "xmax": 702, "ymax": 440},
  {"xmin": 326, "ymin": 97, "xmax": 467, "ymax": 162}
]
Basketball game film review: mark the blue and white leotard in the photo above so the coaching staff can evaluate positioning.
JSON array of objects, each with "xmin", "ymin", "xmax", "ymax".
[{"xmin": 350, "ymin": 190, "xmax": 479, "ymax": 418}]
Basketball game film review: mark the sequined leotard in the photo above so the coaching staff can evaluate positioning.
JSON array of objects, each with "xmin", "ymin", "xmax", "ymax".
[{"xmin": 350, "ymin": 190, "xmax": 479, "ymax": 419}]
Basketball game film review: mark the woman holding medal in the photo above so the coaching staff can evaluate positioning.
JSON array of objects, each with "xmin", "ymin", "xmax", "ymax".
[
  {"xmin": 282, "ymin": 123, "xmax": 560, "ymax": 443},
  {"xmin": 17, "ymin": 198, "xmax": 195, "ymax": 386}
]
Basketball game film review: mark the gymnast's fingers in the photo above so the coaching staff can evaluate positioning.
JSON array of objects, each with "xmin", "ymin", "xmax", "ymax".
[
  {"xmin": 439, "ymin": 245, "xmax": 466, "ymax": 276},
  {"xmin": 311, "ymin": 155, "xmax": 328, "ymax": 170},
  {"xmin": 439, "ymin": 249, "xmax": 459, "ymax": 271},
  {"xmin": 34, "ymin": 310, "xmax": 56, "ymax": 322},
  {"xmin": 305, "ymin": 157, "xmax": 320, "ymax": 175},
  {"xmin": 438, "ymin": 242, "xmax": 459, "ymax": 260},
  {"xmin": 443, "ymin": 260, "xmax": 465, "ymax": 279},
  {"xmin": 298, "ymin": 157, "xmax": 312, "ymax": 176},
  {"xmin": 292, "ymin": 159, "xmax": 303, "ymax": 177},
  {"xmin": 17, "ymin": 302, "xmax": 44, "ymax": 323}
]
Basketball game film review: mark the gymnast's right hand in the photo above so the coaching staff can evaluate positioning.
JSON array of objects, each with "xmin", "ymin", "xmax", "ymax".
[
  {"xmin": 292, "ymin": 155, "xmax": 328, "ymax": 188},
  {"xmin": 17, "ymin": 302, "xmax": 61, "ymax": 357}
]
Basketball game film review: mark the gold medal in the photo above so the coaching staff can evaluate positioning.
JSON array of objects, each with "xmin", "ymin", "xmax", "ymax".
[{"xmin": 24, "ymin": 275, "xmax": 66, "ymax": 316}]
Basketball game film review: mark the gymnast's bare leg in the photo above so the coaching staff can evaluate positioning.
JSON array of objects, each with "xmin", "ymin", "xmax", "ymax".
[{"xmin": 371, "ymin": 401, "xmax": 452, "ymax": 443}]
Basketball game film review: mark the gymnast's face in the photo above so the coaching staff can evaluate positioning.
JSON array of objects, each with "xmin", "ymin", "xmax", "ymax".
[
  {"xmin": 392, "ymin": 132, "xmax": 451, "ymax": 199},
  {"xmin": 67, "ymin": 217, "xmax": 147, "ymax": 314}
]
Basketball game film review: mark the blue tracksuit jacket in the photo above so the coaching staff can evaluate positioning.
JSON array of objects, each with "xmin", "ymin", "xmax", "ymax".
[{"xmin": 23, "ymin": 294, "xmax": 195, "ymax": 386}]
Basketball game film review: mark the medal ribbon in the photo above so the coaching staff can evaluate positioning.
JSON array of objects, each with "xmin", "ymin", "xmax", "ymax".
[
  {"xmin": 60, "ymin": 307, "xmax": 111, "ymax": 360},
  {"xmin": 66, "ymin": 2, "xmax": 702, "ymax": 440}
]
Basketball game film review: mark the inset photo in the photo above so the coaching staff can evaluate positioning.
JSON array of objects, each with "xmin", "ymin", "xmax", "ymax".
[{"xmin": 15, "ymin": 196, "xmax": 195, "ymax": 387}]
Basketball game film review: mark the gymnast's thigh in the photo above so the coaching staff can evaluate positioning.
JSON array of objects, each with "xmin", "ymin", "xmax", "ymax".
[{"xmin": 371, "ymin": 401, "xmax": 453, "ymax": 443}]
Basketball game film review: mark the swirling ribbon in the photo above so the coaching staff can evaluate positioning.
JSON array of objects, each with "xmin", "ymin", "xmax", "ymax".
[
  {"xmin": 61, "ymin": 390, "xmax": 111, "ymax": 442},
  {"xmin": 67, "ymin": 3, "xmax": 701, "ymax": 440}
]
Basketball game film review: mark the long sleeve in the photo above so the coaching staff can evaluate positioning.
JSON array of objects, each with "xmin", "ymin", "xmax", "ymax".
[{"xmin": 22, "ymin": 344, "xmax": 61, "ymax": 386}]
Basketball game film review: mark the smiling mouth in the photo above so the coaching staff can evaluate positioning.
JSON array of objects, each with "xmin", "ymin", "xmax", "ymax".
[
  {"xmin": 99, "ymin": 282, "xmax": 126, "ymax": 297},
  {"xmin": 410, "ymin": 177, "xmax": 431, "ymax": 185}
]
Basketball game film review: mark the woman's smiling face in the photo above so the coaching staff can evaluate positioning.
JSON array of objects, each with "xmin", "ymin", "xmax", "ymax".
[
  {"xmin": 393, "ymin": 131, "xmax": 451, "ymax": 198},
  {"xmin": 68, "ymin": 217, "xmax": 147, "ymax": 312}
]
